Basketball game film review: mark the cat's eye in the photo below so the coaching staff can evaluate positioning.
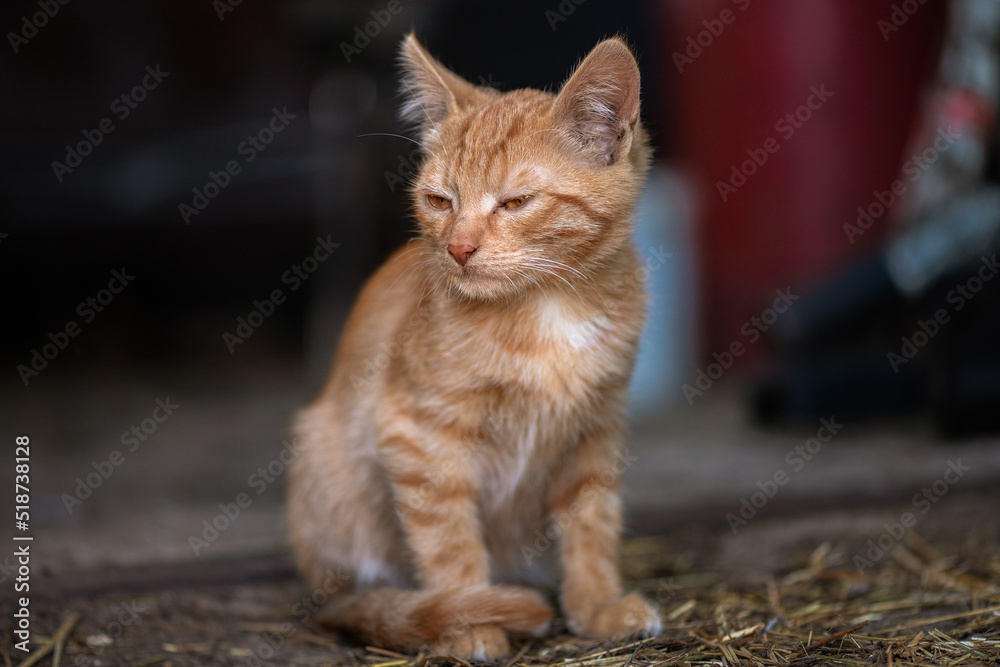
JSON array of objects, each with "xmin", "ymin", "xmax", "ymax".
[
  {"xmin": 426, "ymin": 194, "xmax": 451, "ymax": 210},
  {"xmin": 503, "ymin": 196, "xmax": 529, "ymax": 209}
]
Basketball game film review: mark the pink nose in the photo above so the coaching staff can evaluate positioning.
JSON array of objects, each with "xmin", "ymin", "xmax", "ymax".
[{"xmin": 448, "ymin": 243, "xmax": 477, "ymax": 266}]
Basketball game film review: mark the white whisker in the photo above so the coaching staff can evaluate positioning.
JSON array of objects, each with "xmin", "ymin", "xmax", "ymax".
[
  {"xmin": 520, "ymin": 262, "xmax": 585, "ymax": 301},
  {"xmin": 516, "ymin": 252, "xmax": 610, "ymax": 310},
  {"xmin": 356, "ymin": 132, "xmax": 431, "ymax": 153}
]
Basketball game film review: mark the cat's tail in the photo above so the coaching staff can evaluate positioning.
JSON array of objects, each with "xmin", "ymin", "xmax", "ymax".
[{"xmin": 315, "ymin": 584, "xmax": 553, "ymax": 653}]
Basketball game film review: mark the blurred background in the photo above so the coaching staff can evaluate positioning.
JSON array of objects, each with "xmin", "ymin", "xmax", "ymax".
[{"xmin": 2, "ymin": 0, "xmax": 1000, "ymax": 580}]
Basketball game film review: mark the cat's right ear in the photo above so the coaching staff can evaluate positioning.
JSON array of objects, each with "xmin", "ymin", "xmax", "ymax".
[{"xmin": 398, "ymin": 34, "xmax": 481, "ymax": 140}]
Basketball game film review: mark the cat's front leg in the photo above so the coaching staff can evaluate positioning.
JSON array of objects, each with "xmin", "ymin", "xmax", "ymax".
[
  {"xmin": 549, "ymin": 427, "xmax": 663, "ymax": 639},
  {"xmin": 380, "ymin": 431, "xmax": 551, "ymax": 658},
  {"xmin": 382, "ymin": 431, "xmax": 491, "ymax": 590}
]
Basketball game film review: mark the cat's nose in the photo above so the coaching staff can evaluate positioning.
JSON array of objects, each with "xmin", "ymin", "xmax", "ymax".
[{"xmin": 447, "ymin": 243, "xmax": 477, "ymax": 266}]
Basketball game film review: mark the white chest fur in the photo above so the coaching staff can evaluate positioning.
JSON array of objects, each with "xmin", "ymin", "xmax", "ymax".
[{"xmin": 535, "ymin": 296, "xmax": 610, "ymax": 352}]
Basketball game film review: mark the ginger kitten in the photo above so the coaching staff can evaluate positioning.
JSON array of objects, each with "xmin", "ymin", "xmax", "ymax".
[{"xmin": 287, "ymin": 33, "xmax": 660, "ymax": 659}]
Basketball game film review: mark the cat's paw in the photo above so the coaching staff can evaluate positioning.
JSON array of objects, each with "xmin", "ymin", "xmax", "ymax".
[
  {"xmin": 567, "ymin": 593, "xmax": 662, "ymax": 640},
  {"xmin": 429, "ymin": 624, "xmax": 510, "ymax": 660}
]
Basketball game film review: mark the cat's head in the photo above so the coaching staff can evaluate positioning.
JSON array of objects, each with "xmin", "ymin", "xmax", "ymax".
[{"xmin": 399, "ymin": 34, "xmax": 650, "ymax": 302}]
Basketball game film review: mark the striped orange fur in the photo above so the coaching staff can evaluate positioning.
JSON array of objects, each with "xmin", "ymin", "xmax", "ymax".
[{"xmin": 286, "ymin": 33, "xmax": 661, "ymax": 660}]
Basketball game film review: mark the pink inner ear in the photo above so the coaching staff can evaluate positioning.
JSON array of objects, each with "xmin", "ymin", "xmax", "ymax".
[
  {"xmin": 555, "ymin": 40, "xmax": 640, "ymax": 165},
  {"xmin": 577, "ymin": 122, "xmax": 619, "ymax": 165}
]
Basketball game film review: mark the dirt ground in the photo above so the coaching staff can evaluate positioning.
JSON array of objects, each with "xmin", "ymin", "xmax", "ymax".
[{"xmin": 6, "ymin": 484, "xmax": 999, "ymax": 666}]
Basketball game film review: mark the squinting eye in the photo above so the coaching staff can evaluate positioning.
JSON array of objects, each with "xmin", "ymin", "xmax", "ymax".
[
  {"xmin": 426, "ymin": 194, "xmax": 451, "ymax": 210},
  {"xmin": 503, "ymin": 196, "xmax": 529, "ymax": 209}
]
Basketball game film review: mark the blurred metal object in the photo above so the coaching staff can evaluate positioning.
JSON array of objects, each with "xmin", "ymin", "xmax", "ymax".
[
  {"xmin": 887, "ymin": 186, "xmax": 1000, "ymax": 297},
  {"xmin": 895, "ymin": 0, "xmax": 1000, "ymax": 221}
]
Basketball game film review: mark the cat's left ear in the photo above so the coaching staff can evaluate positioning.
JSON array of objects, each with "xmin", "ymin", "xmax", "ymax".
[
  {"xmin": 554, "ymin": 38, "xmax": 641, "ymax": 166},
  {"xmin": 399, "ymin": 33, "xmax": 484, "ymax": 139}
]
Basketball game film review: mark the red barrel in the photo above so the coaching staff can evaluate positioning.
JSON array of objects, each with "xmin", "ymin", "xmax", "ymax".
[{"xmin": 664, "ymin": 0, "xmax": 947, "ymax": 366}]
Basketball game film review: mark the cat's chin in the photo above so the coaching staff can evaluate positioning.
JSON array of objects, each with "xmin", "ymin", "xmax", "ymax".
[{"xmin": 446, "ymin": 270, "xmax": 523, "ymax": 303}]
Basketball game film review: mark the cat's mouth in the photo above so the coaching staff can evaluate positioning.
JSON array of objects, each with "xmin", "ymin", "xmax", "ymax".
[
  {"xmin": 453, "ymin": 263, "xmax": 483, "ymax": 282},
  {"xmin": 445, "ymin": 251, "xmax": 482, "ymax": 278},
  {"xmin": 446, "ymin": 259, "xmax": 520, "ymax": 300}
]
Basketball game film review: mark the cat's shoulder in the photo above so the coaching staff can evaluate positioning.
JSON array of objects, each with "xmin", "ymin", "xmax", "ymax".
[{"xmin": 334, "ymin": 240, "xmax": 430, "ymax": 372}]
